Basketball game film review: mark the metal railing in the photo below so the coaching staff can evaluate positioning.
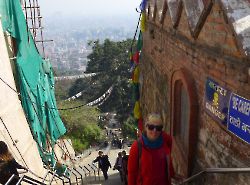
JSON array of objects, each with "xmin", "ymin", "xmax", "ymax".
[
  {"xmin": 42, "ymin": 164, "xmax": 69, "ymax": 184},
  {"xmin": 177, "ymin": 167, "xmax": 250, "ymax": 185},
  {"xmin": 5, "ymin": 174, "xmax": 46, "ymax": 185}
]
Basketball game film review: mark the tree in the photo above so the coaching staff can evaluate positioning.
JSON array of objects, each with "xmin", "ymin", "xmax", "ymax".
[
  {"xmin": 122, "ymin": 116, "xmax": 137, "ymax": 139},
  {"xmin": 70, "ymin": 39, "xmax": 134, "ymax": 123}
]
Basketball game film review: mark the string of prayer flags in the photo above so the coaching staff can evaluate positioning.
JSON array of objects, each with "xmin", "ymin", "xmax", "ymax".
[
  {"xmin": 130, "ymin": 2, "xmax": 147, "ymax": 132},
  {"xmin": 129, "ymin": 52, "xmax": 133, "ymax": 66},
  {"xmin": 132, "ymin": 83, "xmax": 140, "ymax": 101},
  {"xmin": 134, "ymin": 101, "xmax": 141, "ymax": 119},
  {"xmin": 132, "ymin": 66, "xmax": 140, "ymax": 83},
  {"xmin": 140, "ymin": 12, "xmax": 146, "ymax": 32},
  {"xmin": 139, "ymin": 0, "xmax": 148, "ymax": 11},
  {"xmin": 138, "ymin": 117, "xmax": 143, "ymax": 132},
  {"xmin": 137, "ymin": 31, "xmax": 143, "ymax": 51},
  {"xmin": 133, "ymin": 51, "xmax": 140, "ymax": 64}
]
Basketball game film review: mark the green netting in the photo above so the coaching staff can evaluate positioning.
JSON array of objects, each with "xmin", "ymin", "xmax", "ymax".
[{"xmin": 0, "ymin": 0, "xmax": 66, "ymax": 166}]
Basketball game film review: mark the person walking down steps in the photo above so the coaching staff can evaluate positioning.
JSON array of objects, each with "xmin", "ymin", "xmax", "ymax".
[{"xmin": 93, "ymin": 150, "xmax": 111, "ymax": 180}]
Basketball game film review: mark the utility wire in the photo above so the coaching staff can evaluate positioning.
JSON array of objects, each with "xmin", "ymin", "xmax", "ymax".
[
  {"xmin": 0, "ymin": 76, "xmax": 20, "ymax": 95},
  {"xmin": 0, "ymin": 74, "xmax": 116, "ymax": 110},
  {"xmin": 0, "ymin": 74, "xmax": 79, "ymax": 180},
  {"xmin": 0, "ymin": 117, "xmax": 52, "ymax": 182}
]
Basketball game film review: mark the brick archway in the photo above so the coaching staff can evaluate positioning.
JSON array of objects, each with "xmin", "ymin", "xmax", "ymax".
[{"xmin": 171, "ymin": 68, "xmax": 198, "ymax": 177}]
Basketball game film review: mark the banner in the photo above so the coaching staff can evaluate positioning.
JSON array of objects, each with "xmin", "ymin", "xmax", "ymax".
[
  {"xmin": 204, "ymin": 78, "xmax": 231, "ymax": 125},
  {"xmin": 228, "ymin": 93, "xmax": 250, "ymax": 144}
]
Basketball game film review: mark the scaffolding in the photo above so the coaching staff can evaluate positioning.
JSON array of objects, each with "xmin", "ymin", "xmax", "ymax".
[{"xmin": 20, "ymin": 0, "xmax": 52, "ymax": 58}]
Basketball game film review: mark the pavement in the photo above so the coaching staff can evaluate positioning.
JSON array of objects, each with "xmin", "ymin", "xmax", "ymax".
[
  {"xmin": 79, "ymin": 147, "xmax": 128, "ymax": 185},
  {"xmin": 71, "ymin": 113, "xmax": 130, "ymax": 185}
]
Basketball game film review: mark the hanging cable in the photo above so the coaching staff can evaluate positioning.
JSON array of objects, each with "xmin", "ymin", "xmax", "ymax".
[
  {"xmin": 0, "ymin": 117, "xmax": 28, "ymax": 167},
  {"xmin": 0, "ymin": 72, "xmax": 82, "ymax": 165},
  {"xmin": 19, "ymin": 71, "xmax": 61, "ymax": 160},
  {"xmin": 0, "ymin": 76, "xmax": 20, "ymax": 95},
  {"xmin": 0, "ymin": 117, "xmax": 52, "ymax": 182},
  {"xmin": 21, "ymin": 113, "xmax": 64, "ymax": 182},
  {"xmin": 47, "ymin": 107, "xmax": 78, "ymax": 164},
  {"xmin": 0, "ymin": 73, "xmax": 115, "ymax": 111}
]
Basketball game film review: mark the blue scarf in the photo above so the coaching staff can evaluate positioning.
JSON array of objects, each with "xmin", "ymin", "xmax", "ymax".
[{"xmin": 142, "ymin": 133, "xmax": 163, "ymax": 149}]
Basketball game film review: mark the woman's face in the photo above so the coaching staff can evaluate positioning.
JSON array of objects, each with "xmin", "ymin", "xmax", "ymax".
[{"xmin": 145, "ymin": 119, "xmax": 163, "ymax": 141}]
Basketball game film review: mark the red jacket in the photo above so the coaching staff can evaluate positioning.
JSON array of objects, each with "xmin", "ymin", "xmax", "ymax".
[{"xmin": 128, "ymin": 132, "xmax": 174, "ymax": 185}]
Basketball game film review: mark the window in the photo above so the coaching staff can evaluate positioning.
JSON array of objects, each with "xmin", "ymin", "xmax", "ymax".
[{"xmin": 171, "ymin": 68, "xmax": 198, "ymax": 177}]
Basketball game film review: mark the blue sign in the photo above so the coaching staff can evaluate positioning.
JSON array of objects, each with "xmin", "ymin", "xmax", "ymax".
[
  {"xmin": 228, "ymin": 93, "xmax": 250, "ymax": 144},
  {"xmin": 205, "ymin": 78, "xmax": 231, "ymax": 125}
]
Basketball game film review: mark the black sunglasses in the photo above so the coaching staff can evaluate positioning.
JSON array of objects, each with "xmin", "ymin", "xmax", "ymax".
[{"xmin": 146, "ymin": 124, "xmax": 163, "ymax": 131}]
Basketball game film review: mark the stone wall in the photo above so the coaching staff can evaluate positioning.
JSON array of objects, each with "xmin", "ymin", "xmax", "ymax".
[{"xmin": 140, "ymin": 0, "xmax": 250, "ymax": 184}]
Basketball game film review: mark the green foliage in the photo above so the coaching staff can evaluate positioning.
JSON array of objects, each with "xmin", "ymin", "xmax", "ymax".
[
  {"xmin": 55, "ymin": 79, "xmax": 77, "ymax": 100},
  {"xmin": 58, "ymin": 100, "xmax": 103, "ymax": 152},
  {"xmin": 122, "ymin": 116, "xmax": 137, "ymax": 139},
  {"xmin": 70, "ymin": 39, "xmax": 134, "ymax": 122},
  {"xmin": 56, "ymin": 39, "xmax": 136, "ymax": 152}
]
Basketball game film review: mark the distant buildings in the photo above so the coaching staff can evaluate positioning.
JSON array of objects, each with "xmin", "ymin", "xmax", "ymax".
[{"xmin": 41, "ymin": 16, "xmax": 136, "ymax": 74}]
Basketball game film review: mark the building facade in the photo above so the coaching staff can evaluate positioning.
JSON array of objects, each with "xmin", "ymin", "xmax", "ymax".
[{"xmin": 140, "ymin": 0, "xmax": 250, "ymax": 184}]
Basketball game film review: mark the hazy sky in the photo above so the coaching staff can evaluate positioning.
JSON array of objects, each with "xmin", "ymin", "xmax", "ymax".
[{"xmin": 39, "ymin": 0, "xmax": 142, "ymax": 17}]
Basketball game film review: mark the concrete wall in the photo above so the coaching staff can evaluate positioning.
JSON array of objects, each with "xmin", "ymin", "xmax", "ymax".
[
  {"xmin": 140, "ymin": 0, "xmax": 250, "ymax": 184},
  {"xmin": 0, "ymin": 17, "xmax": 47, "ymax": 181}
]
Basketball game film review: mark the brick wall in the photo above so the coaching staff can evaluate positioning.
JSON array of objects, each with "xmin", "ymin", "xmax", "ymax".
[{"xmin": 140, "ymin": 0, "xmax": 250, "ymax": 184}]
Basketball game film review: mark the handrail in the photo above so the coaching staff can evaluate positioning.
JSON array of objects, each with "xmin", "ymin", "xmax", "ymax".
[
  {"xmin": 177, "ymin": 167, "xmax": 250, "ymax": 185},
  {"xmin": 5, "ymin": 174, "xmax": 16, "ymax": 185},
  {"xmin": 22, "ymin": 175, "xmax": 46, "ymax": 185},
  {"xmin": 14, "ymin": 174, "xmax": 46, "ymax": 185}
]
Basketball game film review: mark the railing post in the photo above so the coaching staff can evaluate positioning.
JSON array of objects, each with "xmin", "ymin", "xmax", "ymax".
[
  {"xmin": 88, "ymin": 164, "xmax": 96, "ymax": 181},
  {"xmin": 73, "ymin": 167, "xmax": 83, "ymax": 185},
  {"xmin": 79, "ymin": 165, "xmax": 88, "ymax": 178},
  {"xmin": 84, "ymin": 165, "xmax": 91, "ymax": 181},
  {"xmin": 69, "ymin": 168, "xmax": 79, "ymax": 185},
  {"xmin": 92, "ymin": 163, "xmax": 100, "ymax": 181}
]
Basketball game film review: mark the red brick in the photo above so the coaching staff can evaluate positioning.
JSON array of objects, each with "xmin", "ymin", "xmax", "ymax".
[{"xmin": 141, "ymin": 1, "xmax": 250, "ymax": 184}]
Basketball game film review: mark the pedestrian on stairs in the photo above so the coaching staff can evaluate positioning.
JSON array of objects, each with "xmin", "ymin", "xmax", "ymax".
[
  {"xmin": 121, "ymin": 150, "xmax": 129, "ymax": 185},
  {"xmin": 113, "ymin": 152, "xmax": 123, "ymax": 182},
  {"xmin": 0, "ymin": 141, "xmax": 27, "ymax": 185},
  {"xmin": 93, "ymin": 150, "xmax": 111, "ymax": 180},
  {"xmin": 127, "ymin": 113, "xmax": 176, "ymax": 185}
]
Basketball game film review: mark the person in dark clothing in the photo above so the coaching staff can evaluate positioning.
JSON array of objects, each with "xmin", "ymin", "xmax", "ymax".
[
  {"xmin": 0, "ymin": 141, "xmax": 27, "ymax": 185},
  {"xmin": 93, "ymin": 150, "xmax": 111, "ymax": 180},
  {"xmin": 122, "ymin": 150, "xmax": 129, "ymax": 185},
  {"xmin": 113, "ymin": 152, "xmax": 123, "ymax": 182}
]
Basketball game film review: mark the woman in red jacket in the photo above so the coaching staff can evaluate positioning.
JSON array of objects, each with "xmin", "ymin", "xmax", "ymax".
[{"xmin": 128, "ymin": 113, "xmax": 174, "ymax": 185}]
